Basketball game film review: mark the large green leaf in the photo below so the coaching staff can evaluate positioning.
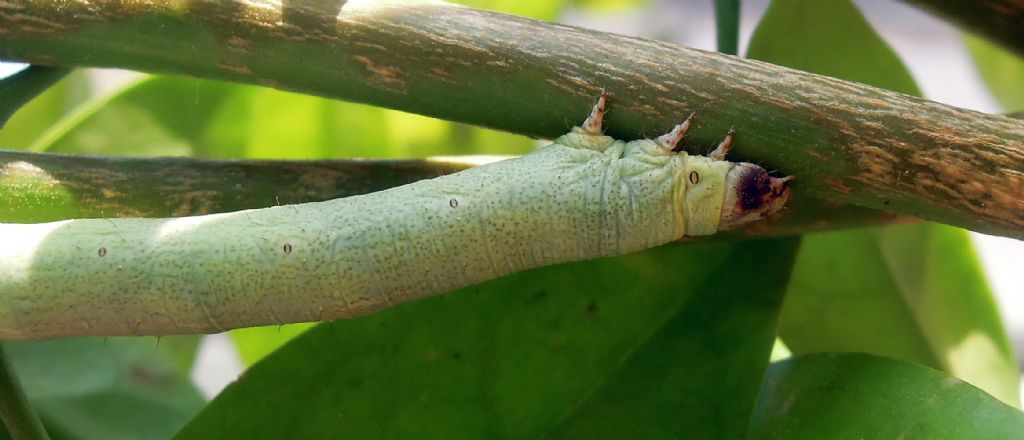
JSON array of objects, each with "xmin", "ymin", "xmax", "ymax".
[
  {"xmin": 4, "ymin": 337, "xmax": 204, "ymax": 440},
  {"xmin": 747, "ymin": 0, "xmax": 1019, "ymax": 407},
  {"xmin": 33, "ymin": 76, "xmax": 535, "ymax": 159},
  {"xmin": 746, "ymin": 0, "xmax": 919, "ymax": 96},
  {"xmin": 965, "ymin": 34, "xmax": 1024, "ymax": 112},
  {"xmin": 780, "ymin": 225, "xmax": 1020, "ymax": 405},
  {"xmin": 176, "ymin": 239, "xmax": 799, "ymax": 438},
  {"xmin": 749, "ymin": 353, "xmax": 1024, "ymax": 439},
  {"xmin": 543, "ymin": 239, "xmax": 800, "ymax": 438},
  {"xmin": 0, "ymin": 69, "xmax": 89, "ymax": 150}
]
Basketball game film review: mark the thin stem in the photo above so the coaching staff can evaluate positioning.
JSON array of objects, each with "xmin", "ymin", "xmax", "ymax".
[
  {"xmin": 0, "ymin": 150, "xmax": 905, "ymax": 237},
  {"xmin": 0, "ymin": 344, "xmax": 49, "ymax": 440},
  {"xmin": 0, "ymin": 65, "xmax": 70, "ymax": 128},
  {"xmin": 0, "ymin": 150, "xmax": 481, "ymax": 222},
  {"xmin": 714, "ymin": 0, "xmax": 741, "ymax": 55}
]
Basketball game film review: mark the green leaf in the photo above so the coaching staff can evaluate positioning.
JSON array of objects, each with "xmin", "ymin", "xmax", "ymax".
[
  {"xmin": 449, "ymin": 0, "xmax": 566, "ymax": 20},
  {"xmin": 780, "ymin": 225, "xmax": 1020, "ymax": 406},
  {"xmin": 34, "ymin": 76, "xmax": 535, "ymax": 159},
  {"xmin": 175, "ymin": 239, "xmax": 799, "ymax": 438},
  {"xmin": 544, "ymin": 239, "xmax": 800, "ymax": 438},
  {"xmin": 230, "ymin": 323, "xmax": 315, "ymax": 366},
  {"xmin": 746, "ymin": 0, "xmax": 920, "ymax": 96},
  {"xmin": 155, "ymin": 336, "xmax": 203, "ymax": 376},
  {"xmin": 4, "ymin": 337, "xmax": 204, "ymax": 440},
  {"xmin": 32, "ymin": 76, "xmax": 230, "ymax": 157},
  {"xmin": 0, "ymin": 69, "xmax": 88, "ymax": 150},
  {"xmin": 566, "ymin": 0, "xmax": 649, "ymax": 13},
  {"xmin": 749, "ymin": 353, "xmax": 1024, "ymax": 439},
  {"xmin": 965, "ymin": 34, "xmax": 1024, "ymax": 112},
  {"xmin": 748, "ymin": 0, "xmax": 1019, "ymax": 408}
]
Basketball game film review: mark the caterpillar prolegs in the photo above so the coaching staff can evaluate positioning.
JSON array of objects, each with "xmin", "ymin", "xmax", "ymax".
[{"xmin": 0, "ymin": 95, "xmax": 793, "ymax": 339}]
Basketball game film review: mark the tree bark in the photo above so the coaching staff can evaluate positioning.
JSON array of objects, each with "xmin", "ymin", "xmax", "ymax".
[
  {"xmin": 0, "ymin": 150, "xmax": 476, "ymax": 222},
  {"xmin": 0, "ymin": 0, "xmax": 1021, "ymax": 238}
]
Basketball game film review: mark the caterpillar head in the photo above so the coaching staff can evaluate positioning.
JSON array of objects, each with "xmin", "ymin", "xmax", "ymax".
[{"xmin": 719, "ymin": 163, "xmax": 793, "ymax": 231}]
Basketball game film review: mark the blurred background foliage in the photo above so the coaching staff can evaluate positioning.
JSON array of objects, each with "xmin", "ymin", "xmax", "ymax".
[{"xmin": 1, "ymin": 0, "xmax": 1023, "ymax": 438}]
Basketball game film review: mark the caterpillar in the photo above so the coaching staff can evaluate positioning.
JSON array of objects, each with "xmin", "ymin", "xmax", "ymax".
[{"xmin": 0, "ymin": 95, "xmax": 792, "ymax": 340}]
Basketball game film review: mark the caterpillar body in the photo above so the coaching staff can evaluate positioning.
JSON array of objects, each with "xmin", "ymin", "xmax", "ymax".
[{"xmin": 0, "ymin": 95, "xmax": 792, "ymax": 340}]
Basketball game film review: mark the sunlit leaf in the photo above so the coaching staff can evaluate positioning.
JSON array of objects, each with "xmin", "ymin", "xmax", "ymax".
[
  {"xmin": 450, "ymin": 0, "xmax": 566, "ymax": 20},
  {"xmin": 965, "ymin": 34, "xmax": 1024, "ymax": 112},
  {"xmin": 0, "ymin": 70, "xmax": 89, "ymax": 150},
  {"xmin": 34, "ymin": 76, "xmax": 535, "ymax": 159},
  {"xmin": 780, "ymin": 225, "xmax": 1020, "ymax": 406},
  {"xmin": 746, "ymin": 0, "xmax": 919, "ymax": 96},
  {"xmin": 749, "ymin": 353, "xmax": 1024, "ymax": 439}
]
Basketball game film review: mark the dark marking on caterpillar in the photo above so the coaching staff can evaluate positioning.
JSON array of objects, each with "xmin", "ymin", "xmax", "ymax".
[
  {"xmin": 449, "ymin": 198, "xmax": 459, "ymax": 208},
  {"xmin": 98, "ymin": 247, "xmax": 107, "ymax": 257},
  {"xmin": 283, "ymin": 243, "xmax": 293, "ymax": 254},
  {"xmin": 738, "ymin": 167, "xmax": 773, "ymax": 211},
  {"xmin": 689, "ymin": 171, "xmax": 700, "ymax": 185}
]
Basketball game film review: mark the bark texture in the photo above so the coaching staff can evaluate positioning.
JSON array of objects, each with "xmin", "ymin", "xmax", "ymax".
[
  {"xmin": 0, "ymin": 150, "xmax": 475, "ymax": 222},
  {"xmin": 0, "ymin": 0, "xmax": 1021, "ymax": 238}
]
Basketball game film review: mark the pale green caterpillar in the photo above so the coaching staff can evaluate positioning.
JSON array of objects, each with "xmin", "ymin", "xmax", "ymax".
[{"xmin": 0, "ymin": 95, "xmax": 792, "ymax": 340}]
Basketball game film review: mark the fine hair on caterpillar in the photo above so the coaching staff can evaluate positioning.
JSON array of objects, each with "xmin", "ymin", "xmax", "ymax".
[{"xmin": 0, "ymin": 94, "xmax": 793, "ymax": 340}]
